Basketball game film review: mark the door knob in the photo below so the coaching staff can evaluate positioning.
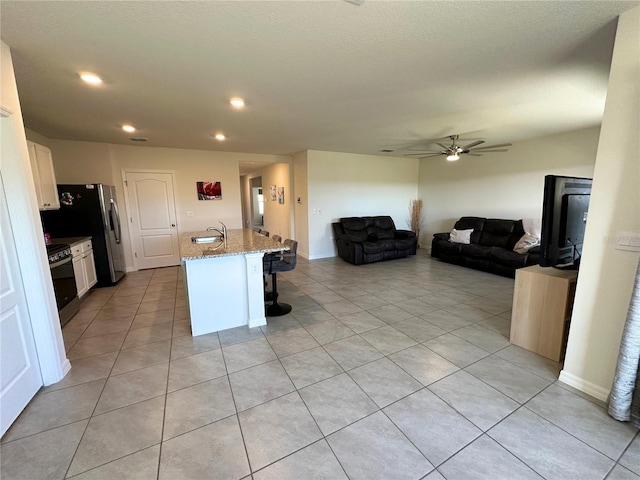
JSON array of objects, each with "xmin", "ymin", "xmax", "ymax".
[{"xmin": 171, "ymin": 224, "xmax": 176, "ymax": 227}]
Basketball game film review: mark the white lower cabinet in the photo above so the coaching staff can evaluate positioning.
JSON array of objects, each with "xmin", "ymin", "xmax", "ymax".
[{"xmin": 71, "ymin": 239, "xmax": 97, "ymax": 297}]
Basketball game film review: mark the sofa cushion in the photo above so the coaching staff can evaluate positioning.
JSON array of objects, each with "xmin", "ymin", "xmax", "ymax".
[
  {"xmin": 437, "ymin": 239, "xmax": 463, "ymax": 255},
  {"xmin": 454, "ymin": 217, "xmax": 485, "ymax": 244},
  {"xmin": 341, "ymin": 217, "xmax": 368, "ymax": 242},
  {"xmin": 362, "ymin": 242, "xmax": 386, "ymax": 254},
  {"xmin": 373, "ymin": 216, "xmax": 396, "ymax": 240},
  {"xmin": 461, "ymin": 244, "xmax": 493, "ymax": 258},
  {"xmin": 490, "ymin": 248, "xmax": 528, "ymax": 268},
  {"xmin": 395, "ymin": 238, "xmax": 415, "ymax": 251},
  {"xmin": 479, "ymin": 219, "xmax": 515, "ymax": 248}
]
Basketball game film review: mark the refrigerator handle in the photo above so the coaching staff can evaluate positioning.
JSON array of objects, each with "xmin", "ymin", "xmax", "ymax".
[{"xmin": 110, "ymin": 199, "xmax": 122, "ymax": 244}]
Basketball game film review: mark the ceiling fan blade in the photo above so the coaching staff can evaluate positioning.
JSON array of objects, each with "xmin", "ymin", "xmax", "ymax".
[
  {"xmin": 419, "ymin": 153, "xmax": 445, "ymax": 158},
  {"xmin": 465, "ymin": 153, "xmax": 483, "ymax": 157},
  {"xmin": 470, "ymin": 149, "xmax": 509, "ymax": 153},
  {"xmin": 472, "ymin": 143, "xmax": 512, "ymax": 150},
  {"xmin": 436, "ymin": 143, "xmax": 451, "ymax": 150},
  {"xmin": 462, "ymin": 140, "xmax": 484, "ymax": 149}
]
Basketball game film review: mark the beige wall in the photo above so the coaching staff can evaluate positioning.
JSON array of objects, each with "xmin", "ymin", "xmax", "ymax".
[
  {"xmin": 241, "ymin": 162, "xmax": 292, "ymax": 240},
  {"xmin": 561, "ymin": 7, "xmax": 640, "ymax": 401},
  {"xmin": 48, "ymin": 139, "xmax": 289, "ymax": 270},
  {"xmin": 418, "ymin": 127, "xmax": 599, "ymax": 248},
  {"xmin": 307, "ymin": 150, "xmax": 419, "ymax": 259},
  {"xmin": 292, "ymin": 151, "xmax": 310, "ymax": 258}
]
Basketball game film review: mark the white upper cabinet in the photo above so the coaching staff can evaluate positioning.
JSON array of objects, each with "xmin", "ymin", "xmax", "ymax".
[{"xmin": 27, "ymin": 140, "xmax": 59, "ymax": 210}]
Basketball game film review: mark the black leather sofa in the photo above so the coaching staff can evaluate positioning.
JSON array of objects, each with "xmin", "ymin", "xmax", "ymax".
[
  {"xmin": 332, "ymin": 216, "xmax": 417, "ymax": 265},
  {"xmin": 431, "ymin": 216, "xmax": 540, "ymax": 278}
]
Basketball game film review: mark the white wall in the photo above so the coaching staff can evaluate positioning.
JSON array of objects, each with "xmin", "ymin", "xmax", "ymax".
[
  {"xmin": 561, "ymin": 7, "xmax": 640, "ymax": 401},
  {"xmin": 49, "ymin": 139, "xmax": 289, "ymax": 271},
  {"xmin": 418, "ymin": 127, "xmax": 599, "ymax": 247},
  {"xmin": 307, "ymin": 150, "xmax": 419, "ymax": 259}
]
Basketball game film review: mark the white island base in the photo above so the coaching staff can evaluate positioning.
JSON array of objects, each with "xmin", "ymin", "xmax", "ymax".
[
  {"xmin": 182, "ymin": 252, "xmax": 266, "ymax": 336},
  {"xmin": 180, "ymin": 229, "xmax": 287, "ymax": 336}
]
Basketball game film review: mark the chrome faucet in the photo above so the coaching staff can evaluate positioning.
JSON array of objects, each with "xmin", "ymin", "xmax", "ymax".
[{"xmin": 206, "ymin": 221, "xmax": 227, "ymax": 240}]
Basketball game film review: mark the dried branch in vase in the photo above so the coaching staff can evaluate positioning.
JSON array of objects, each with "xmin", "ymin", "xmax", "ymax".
[{"xmin": 409, "ymin": 199, "xmax": 424, "ymax": 241}]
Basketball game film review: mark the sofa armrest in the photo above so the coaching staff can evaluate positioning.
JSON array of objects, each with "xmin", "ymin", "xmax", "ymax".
[
  {"xmin": 394, "ymin": 229, "xmax": 416, "ymax": 239},
  {"xmin": 433, "ymin": 232, "xmax": 450, "ymax": 241},
  {"xmin": 337, "ymin": 233, "xmax": 366, "ymax": 244}
]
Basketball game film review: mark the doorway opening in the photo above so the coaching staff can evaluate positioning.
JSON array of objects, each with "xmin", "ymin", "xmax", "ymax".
[{"xmin": 251, "ymin": 176, "xmax": 264, "ymax": 228}]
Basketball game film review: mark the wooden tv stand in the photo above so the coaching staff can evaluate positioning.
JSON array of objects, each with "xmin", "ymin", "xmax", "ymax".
[{"xmin": 510, "ymin": 265, "xmax": 578, "ymax": 362}]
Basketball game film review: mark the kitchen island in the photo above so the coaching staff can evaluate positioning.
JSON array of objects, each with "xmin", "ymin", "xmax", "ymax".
[{"xmin": 180, "ymin": 229, "xmax": 287, "ymax": 336}]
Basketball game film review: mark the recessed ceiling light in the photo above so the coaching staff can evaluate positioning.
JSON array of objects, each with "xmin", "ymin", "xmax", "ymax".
[
  {"xmin": 79, "ymin": 72, "xmax": 103, "ymax": 85},
  {"xmin": 230, "ymin": 97, "xmax": 245, "ymax": 108},
  {"xmin": 122, "ymin": 125, "xmax": 136, "ymax": 133},
  {"xmin": 214, "ymin": 133, "xmax": 226, "ymax": 141}
]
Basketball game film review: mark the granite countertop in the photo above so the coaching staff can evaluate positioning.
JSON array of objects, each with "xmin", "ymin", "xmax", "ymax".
[
  {"xmin": 180, "ymin": 229, "xmax": 288, "ymax": 260},
  {"xmin": 49, "ymin": 236, "xmax": 92, "ymax": 246}
]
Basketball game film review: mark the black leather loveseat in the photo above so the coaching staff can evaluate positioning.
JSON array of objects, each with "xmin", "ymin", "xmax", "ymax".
[
  {"xmin": 431, "ymin": 216, "xmax": 540, "ymax": 278},
  {"xmin": 332, "ymin": 216, "xmax": 417, "ymax": 265}
]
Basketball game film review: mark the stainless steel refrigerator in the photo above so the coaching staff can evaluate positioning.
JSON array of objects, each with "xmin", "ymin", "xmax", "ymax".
[{"xmin": 41, "ymin": 184, "xmax": 126, "ymax": 286}]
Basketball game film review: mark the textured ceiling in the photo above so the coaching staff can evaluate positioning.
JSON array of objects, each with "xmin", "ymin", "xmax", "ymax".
[{"xmin": 1, "ymin": 1, "xmax": 637, "ymax": 162}]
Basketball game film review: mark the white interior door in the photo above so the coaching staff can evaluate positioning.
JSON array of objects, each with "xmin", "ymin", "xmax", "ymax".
[
  {"xmin": 124, "ymin": 171, "xmax": 180, "ymax": 270},
  {"xmin": 0, "ymin": 173, "xmax": 42, "ymax": 436}
]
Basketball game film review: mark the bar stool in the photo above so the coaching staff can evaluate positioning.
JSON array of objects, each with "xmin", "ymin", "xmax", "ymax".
[
  {"xmin": 272, "ymin": 234, "xmax": 282, "ymax": 243},
  {"xmin": 263, "ymin": 239, "xmax": 297, "ymax": 317},
  {"xmin": 262, "ymin": 231, "xmax": 269, "ymax": 237}
]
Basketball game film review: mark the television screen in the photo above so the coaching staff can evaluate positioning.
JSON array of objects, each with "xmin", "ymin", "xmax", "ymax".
[{"xmin": 540, "ymin": 175, "xmax": 592, "ymax": 269}]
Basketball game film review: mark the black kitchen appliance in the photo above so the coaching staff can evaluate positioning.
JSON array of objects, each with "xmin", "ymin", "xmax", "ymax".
[
  {"xmin": 47, "ymin": 243, "xmax": 79, "ymax": 326},
  {"xmin": 41, "ymin": 184, "xmax": 125, "ymax": 287}
]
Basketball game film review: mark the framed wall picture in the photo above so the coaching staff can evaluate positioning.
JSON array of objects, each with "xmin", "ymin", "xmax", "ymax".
[
  {"xmin": 197, "ymin": 181, "xmax": 222, "ymax": 200},
  {"xmin": 270, "ymin": 184, "xmax": 277, "ymax": 201},
  {"xmin": 277, "ymin": 186, "xmax": 284, "ymax": 204}
]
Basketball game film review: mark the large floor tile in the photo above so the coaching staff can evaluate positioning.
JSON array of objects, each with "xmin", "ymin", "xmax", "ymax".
[
  {"xmin": 465, "ymin": 355, "xmax": 551, "ymax": 403},
  {"xmin": 229, "ymin": 360, "xmax": 295, "ymax": 412},
  {"xmin": 323, "ymin": 335, "xmax": 384, "ymax": 371},
  {"xmin": 429, "ymin": 370, "xmax": 519, "ymax": 431},
  {"xmin": 360, "ymin": 325, "xmax": 417, "ymax": 356},
  {"xmin": 393, "ymin": 317, "xmax": 447, "ymax": 342},
  {"xmin": 266, "ymin": 327, "xmax": 320, "ymax": 357},
  {"xmin": 111, "ymin": 340, "xmax": 171, "ymax": 375},
  {"xmin": 450, "ymin": 324, "xmax": 511, "ymax": 353},
  {"xmin": 384, "ymin": 389, "xmax": 482, "ymax": 466},
  {"xmin": 300, "ymin": 373, "xmax": 378, "ymax": 435},
  {"xmin": 304, "ymin": 319, "xmax": 355, "ymax": 344},
  {"xmin": 170, "ymin": 332, "xmax": 220, "ymax": 360},
  {"xmin": 69, "ymin": 445, "xmax": 160, "ymax": 480},
  {"xmin": 67, "ymin": 396, "xmax": 165, "ymax": 477},
  {"xmin": 327, "ymin": 411, "xmax": 433, "ymax": 480},
  {"xmin": 291, "ymin": 305, "xmax": 336, "ymax": 326},
  {"xmin": 423, "ymin": 332, "xmax": 491, "ymax": 367},
  {"xmin": 252, "ymin": 439, "xmax": 348, "ymax": 480},
  {"xmin": 222, "ymin": 337, "xmax": 277, "ymax": 373},
  {"xmin": 0, "ymin": 420, "xmax": 87, "ymax": 480},
  {"xmin": 94, "ymin": 363, "xmax": 168, "ymax": 415},
  {"xmin": 280, "ymin": 346, "xmax": 343, "ymax": 389},
  {"xmin": 489, "ymin": 407, "xmax": 614, "ymax": 480},
  {"xmin": 608, "ymin": 464, "xmax": 640, "ymax": 480},
  {"xmin": 349, "ymin": 357, "xmax": 422, "ymax": 408},
  {"xmin": 438, "ymin": 434, "xmax": 540, "ymax": 480},
  {"xmin": 337, "ymin": 311, "xmax": 387, "ymax": 333},
  {"xmin": 163, "ymin": 376, "xmax": 236, "ymax": 440},
  {"xmin": 42, "ymin": 351, "xmax": 118, "ymax": 393},
  {"xmin": 619, "ymin": 435, "xmax": 640, "ymax": 475},
  {"xmin": 66, "ymin": 332, "xmax": 127, "ymax": 360},
  {"xmin": 526, "ymin": 384, "xmax": 639, "ymax": 459},
  {"xmin": 159, "ymin": 416, "xmax": 249, "ymax": 480},
  {"xmin": 389, "ymin": 344, "xmax": 459, "ymax": 386},
  {"xmin": 239, "ymin": 392, "xmax": 322, "ymax": 471},
  {"xmin": 495, "ymin": 344, "xmax": 561, "ymax": 382},
  {"xmin": 80, "ymin": 316, "xmax": 134, "ymax": 339},
  {"xmin": 167, "ymin": 348, "xmax": 227, "ymax": 392},
  {"xmin": 2, "ymin": 379, "xmax": 104, "ymax": 442},
  {"xmin": 122, "ymin": 323, "xmax": 173, "ymax": 349}
]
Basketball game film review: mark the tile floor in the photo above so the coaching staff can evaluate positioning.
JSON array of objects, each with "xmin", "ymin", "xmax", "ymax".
[{"xmin": 1, "ymin": 251, "xmax": 639, "ymax": 479}]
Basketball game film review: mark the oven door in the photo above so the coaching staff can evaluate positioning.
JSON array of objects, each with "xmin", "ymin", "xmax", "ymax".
[{"xmin": 50, "ymin": 256, "xmax": 78, "ymax": 311}]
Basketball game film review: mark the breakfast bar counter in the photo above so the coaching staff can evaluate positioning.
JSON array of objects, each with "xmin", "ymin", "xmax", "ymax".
[{"xmin": 180, "ymin": 229, "xmax": 286, "ymax": 335}]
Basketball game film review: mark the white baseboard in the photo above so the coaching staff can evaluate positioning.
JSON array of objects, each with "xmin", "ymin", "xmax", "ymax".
[{"xmin": 558, "ymin": 370, "xmax": 610, "ymax": 403}]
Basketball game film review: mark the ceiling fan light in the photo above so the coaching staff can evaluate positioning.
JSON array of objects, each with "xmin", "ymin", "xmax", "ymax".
[{"xmin": 446, "ymin": 154, "xmax": 460, "ymax": 161}]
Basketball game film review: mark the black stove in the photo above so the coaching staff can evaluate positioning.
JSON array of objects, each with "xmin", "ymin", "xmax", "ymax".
[{"xmin": 46, "ymin": 243, "xmax": 71, "ymax": 265}]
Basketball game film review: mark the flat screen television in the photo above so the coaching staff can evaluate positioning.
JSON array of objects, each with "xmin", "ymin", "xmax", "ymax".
[{"xmin": 540, "ymin": 175, "xmax": 593, "ymax": 269}]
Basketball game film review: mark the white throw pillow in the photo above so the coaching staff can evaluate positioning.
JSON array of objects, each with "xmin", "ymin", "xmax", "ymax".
[
  {"xmin": 449, "ymin": 228, "xmax": 473, "ymax": 244},
  {"xmin": 513, "ymin": 233, "xmax": 540, "ymax": 254}
]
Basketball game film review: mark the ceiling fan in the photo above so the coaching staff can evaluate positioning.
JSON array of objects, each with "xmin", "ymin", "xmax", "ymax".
[{"xmin": 403, "ymin": 135, "xmax": 512, "ymax": 161}]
